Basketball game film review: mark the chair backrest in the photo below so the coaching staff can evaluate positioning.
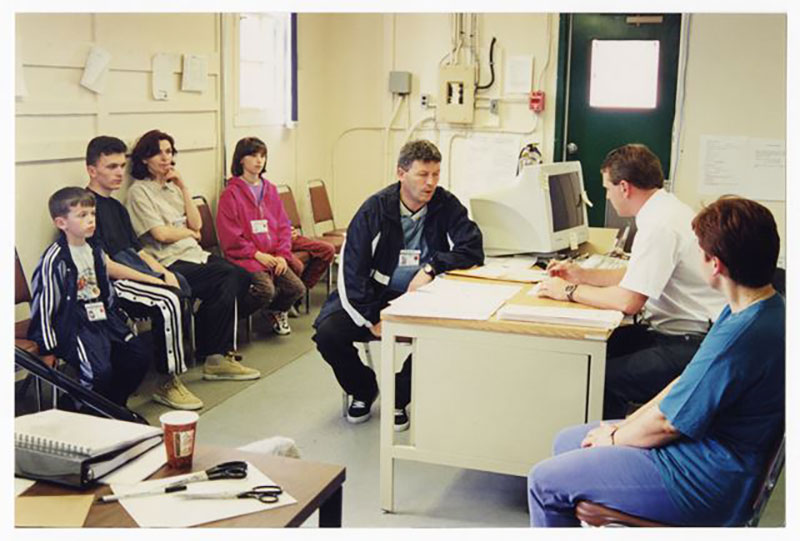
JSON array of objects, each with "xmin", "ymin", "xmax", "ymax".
[
  {"xmin": 15, "ymin": 249, "xmax": 32, "ymax": 306},
  {"xmin": 277, "ymin": 184, "xmax": 302, "ymax": 231},
  {"xmin": 308, "ymin": 179, "xmax": 335, "ymax": 225},
  {"xmin": 192, "ymin": 195, "xmax": 219, "ymax": 251},
  {"xmin": 604, "ymin": 201, "xmax": 637, "ymax": 253},
  {"xmin": 746, "ymin": 433, "xmax": 786, "ymax": 527}
]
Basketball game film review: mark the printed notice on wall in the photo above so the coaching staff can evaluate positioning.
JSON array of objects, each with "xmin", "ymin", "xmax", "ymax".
[
  {"xmin": 80, "ymin": 46, "xmax": 112, "ymax": 94},
  {"xmin": 181, "ymin": 54, "xmax": 208, "ymax": 93},
  {"xmin": 152, "ymin": 53, "xmax": 174, "ymax": 100},
  {"xmin": 699, "ymin": 135, "xmax": 785, "ymax": 201},
  {"xmin": 450, "ymin": 133, "xmax": 522, "ymax": 208}
]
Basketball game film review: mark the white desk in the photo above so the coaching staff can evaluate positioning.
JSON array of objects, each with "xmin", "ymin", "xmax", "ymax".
[{"xmin": 378, "ymin": 280, "xmax": 613, "ymax": 512}]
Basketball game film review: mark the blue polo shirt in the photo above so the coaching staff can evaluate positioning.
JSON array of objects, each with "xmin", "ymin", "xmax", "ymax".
[{"xmin": 651, "ymin": 293, "xmax": 785, "ymax": 526}]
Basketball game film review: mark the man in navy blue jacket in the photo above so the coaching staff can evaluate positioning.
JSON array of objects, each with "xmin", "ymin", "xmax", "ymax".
[{"xmin": 313, "ymin": 140, "xmax": 484, "ymax": 430}]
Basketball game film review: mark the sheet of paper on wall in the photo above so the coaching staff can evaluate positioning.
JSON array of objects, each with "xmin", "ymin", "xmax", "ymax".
[
  {"xmin": 504, "ymin": 54, "xmax": 534, "ymax": 94},
  {"xmin": 80, "ymin": 45, "xmax": 112, "ymax": 94},
  {"xmin": 699, "ymin": 135, "xmax": 785, "ymax": 201},
  {"xmin": 181, "ymin": 54, "xmax": 208, "ymax": 93},
  {"xmin": 152, "ymin": 53, "xmax": 174, "ymax": 101},
  {"xmin": 450, "ymin": 133, "xmax": 521, "ymax": 206}
]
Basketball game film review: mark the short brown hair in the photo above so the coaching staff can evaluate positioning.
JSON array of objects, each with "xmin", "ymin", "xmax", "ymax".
[
  {"xmin": 130, "ymin": 130, "xmax": 177, "ymax": 180},
  {"xmin": 48, "ymin": 187, "xmax": 95, "ymax": 219},
  {"xmin": 397, "ymin": 140, "xmax": 441, "ymax": 171},
  {"xmin": 231, "ymin": 137, "xmax": 267, "ymax": 177},
  {"xmin": 692, "ymin": 196, "xmax": 779, "ymax": 288},
  {"xmin": 600, "ymin": 144, "xmax": 664, "ymax": 190}
]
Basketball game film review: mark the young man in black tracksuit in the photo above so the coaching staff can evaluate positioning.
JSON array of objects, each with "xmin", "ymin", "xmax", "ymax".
[{"xmin": 313, "ymin": 140, "xmax": 484, "ymax": 431}]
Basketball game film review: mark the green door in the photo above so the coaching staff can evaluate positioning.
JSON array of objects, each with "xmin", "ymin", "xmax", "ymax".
[{"xmin": 555, "ymin": 14, "xmax": 681, "ymax": 226}]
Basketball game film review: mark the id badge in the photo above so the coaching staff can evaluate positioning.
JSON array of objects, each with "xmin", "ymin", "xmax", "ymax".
[
  {"xmin": 251, "ymin": 219, "xmax": 269, "ymax": 234},
  {"xmin": 398, "ymin": 249, "xmax": 421, "ymax": 267},
  {"xmin": 171, "ymin": 216, "xmax": 187, "ymax": 228},
  {"xmin": 85, "ymin": 301, "xmax": 107, "ymax": 322}
]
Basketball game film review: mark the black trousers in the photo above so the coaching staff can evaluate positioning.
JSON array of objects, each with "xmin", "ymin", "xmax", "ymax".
[
  {"xmin": 312, "ymin": 308, "xmax": 411, "ymax": 408},
  {"xmin": 603, "ymin": 324, "xmax": 705, "ymax": 419},
  {"xmin": 169, "ymin": 255, "xmax": 252, "ymax": 358}
]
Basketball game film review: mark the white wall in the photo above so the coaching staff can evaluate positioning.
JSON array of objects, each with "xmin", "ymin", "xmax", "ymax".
[
  {"xmin": 14, "ymin": 12, "xmax": 788, "ymax": 292},
  {"xmin": 674, "ymin": 14, "xmax": 787, "ymax": 262}
]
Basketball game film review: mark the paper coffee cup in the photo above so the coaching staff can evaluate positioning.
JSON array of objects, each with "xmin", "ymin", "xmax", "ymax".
[{"xmin": 159, "ymin": 411, "xmax": 199, "ymax": 469}]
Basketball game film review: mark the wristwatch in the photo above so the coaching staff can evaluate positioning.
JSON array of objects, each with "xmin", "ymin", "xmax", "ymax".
[
  {"xmin": 422, "ymin": 263, "xmax": 436, "ymax": 278},
  {"xmin": 565, "ymin": 283, "xmax": 579, "ymax": 302}
]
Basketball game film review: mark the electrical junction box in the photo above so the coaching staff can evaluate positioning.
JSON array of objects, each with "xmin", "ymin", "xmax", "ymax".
[
  {"xmin": 437, "ymin": 64, "xmax": 475, "ymax": 124},
  {"xmin": 389, "ymin": 71, "xmax": 412, "ymax": 95}
]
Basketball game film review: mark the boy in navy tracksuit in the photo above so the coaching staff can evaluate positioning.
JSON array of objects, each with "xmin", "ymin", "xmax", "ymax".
[{"xmin": 28, "ymin": 187, "xmax": 149, "ymax": 407}]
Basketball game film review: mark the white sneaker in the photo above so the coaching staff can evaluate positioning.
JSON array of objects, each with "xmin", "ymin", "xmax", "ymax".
[
  {"xmin": 287, "ymin": 305, "xmax": 300, "ymax": 318},
  {"xmin": 271, "ymin": 311, "xmax": 291, "ymax": 335}
]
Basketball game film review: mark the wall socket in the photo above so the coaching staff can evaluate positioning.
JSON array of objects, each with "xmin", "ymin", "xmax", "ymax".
[
  {"xmin": 489, "ymin": 99, "xmax": 499, "ymax": 115},
  {"xmin": 421, "ymin": 93, "xmax": 432, "ymax": 108}
]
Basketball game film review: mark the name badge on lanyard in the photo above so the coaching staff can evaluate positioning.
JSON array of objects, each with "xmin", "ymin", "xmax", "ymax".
[
  {"xmin": 398, "ymin": 249, "xmax": 421, "ymax": 267},
  {"xmin": 251, "ymin": 219, "xmax": 269, "ymax": 234},
  {"xmin": 85, "ymin": 301, "xmax": 107, "ymax": 322}
]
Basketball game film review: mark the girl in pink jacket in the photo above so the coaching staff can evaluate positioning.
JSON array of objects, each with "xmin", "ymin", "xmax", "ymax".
[{"xmin": 217, "ymin": 137, "xmax": 305, "ymax": 335}]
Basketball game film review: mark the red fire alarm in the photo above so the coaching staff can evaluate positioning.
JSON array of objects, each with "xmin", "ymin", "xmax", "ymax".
[{"xmin": 529, "ymin": 90, "xmax": 545, "ymax": 113}]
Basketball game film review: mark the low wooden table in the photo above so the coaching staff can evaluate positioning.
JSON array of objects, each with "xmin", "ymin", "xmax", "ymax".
[{"xmin": 20, "ymin": 446, "xmax": 346, "ymax": 528}]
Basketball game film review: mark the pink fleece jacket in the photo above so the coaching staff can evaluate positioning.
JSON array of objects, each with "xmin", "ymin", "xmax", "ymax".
[{"xmin": 216, "ymin": 175, "xmax": 293, "ymax": 273}]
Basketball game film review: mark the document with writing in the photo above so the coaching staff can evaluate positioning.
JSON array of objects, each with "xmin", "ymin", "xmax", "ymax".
[
  {"xmin": 497, "ymin": 304, "xmax": 624, "ymax": 329},
  {"xmin": 382, "ymin": 277, "xmax": 521, "ymax": 321}
]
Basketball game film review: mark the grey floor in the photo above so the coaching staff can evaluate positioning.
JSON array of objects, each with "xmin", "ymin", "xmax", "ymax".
[{"xmin": 15, "ymin": 284, "xmax": 786, "ymax": 528}]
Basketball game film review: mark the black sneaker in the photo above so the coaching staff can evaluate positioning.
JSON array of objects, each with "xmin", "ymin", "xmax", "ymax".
[
  {"xmin": 394, "ymin": 408, "xmax": 410, "ymax": 432},
  {"xmin": 347, "ymin": 398, "xmax": 373, "ymax": 424}
]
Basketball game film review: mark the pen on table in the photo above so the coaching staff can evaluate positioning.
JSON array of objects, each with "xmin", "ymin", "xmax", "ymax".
[
  {"xmin": 98, "ymin": 484, "xmax": 187, "ymax": 503},
  {"xmin": 546, "ymin": 253, "xmax": 588, "ymax": 273}
]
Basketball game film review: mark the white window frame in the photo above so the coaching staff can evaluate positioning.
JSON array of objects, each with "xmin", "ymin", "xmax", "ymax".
[{"xmin": 234, "ymin": 12, "xmax": 293, "ymax": 127}]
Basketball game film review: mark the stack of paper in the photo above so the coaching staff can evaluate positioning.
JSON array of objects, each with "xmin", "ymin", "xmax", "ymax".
[
  {"xmin": 382, "ymin": 278, "xmax": 521, "ymax": 321},
  {"xmin": 448, "ymin": 256, "xmax": 548, "ymax": 283},
  {"xmin": 496, "ymin": 304, "xmax": 624, "ymax": 329}
]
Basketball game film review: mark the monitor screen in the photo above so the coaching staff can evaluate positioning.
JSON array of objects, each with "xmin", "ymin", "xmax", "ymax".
[{"xmin": 548, "ymin": 172, "xmax": 585, "ymax": 232}]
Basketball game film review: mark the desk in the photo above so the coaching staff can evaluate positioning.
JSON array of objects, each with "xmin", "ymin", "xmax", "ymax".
[
  {"xmin": 20, "ymin": 445, "xmax": 346, "ymax": 528},
  {"xmin": 379, "ymin": 280, "xmax": 613, "ymax": 512}
]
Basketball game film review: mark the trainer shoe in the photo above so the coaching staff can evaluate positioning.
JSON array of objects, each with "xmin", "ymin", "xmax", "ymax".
[
  {"xmin": 271, "ymin": 311, "xmax": 292, "ymax": 335},
  {"xmin": 152, "ymin": 376, "xmax": 203, "ymax": 410},
  {"xmin": 346, "ymin": 400, "xmax": 372, "ymax": 424},
  {"xmin": 203, "ymin": 353, "xmax": 261, "ymax": 381},
  {"xmin": 394, "ymin": 408, "xmax": 410, "ymax": 432},
  {"xmin": 287, "ymin": 305, "xmax": 300, "ymax": 318}
]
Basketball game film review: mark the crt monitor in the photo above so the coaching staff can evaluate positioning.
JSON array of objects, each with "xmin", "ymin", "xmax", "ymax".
[{"xmin": 469, "ymin": 161, "xmax": 591, "ymax": 256}]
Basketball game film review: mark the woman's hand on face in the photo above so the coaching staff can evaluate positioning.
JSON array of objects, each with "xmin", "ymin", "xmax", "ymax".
[{"xmin": 166, "ymin": 166, "xmax": 185, "ymax": 190}]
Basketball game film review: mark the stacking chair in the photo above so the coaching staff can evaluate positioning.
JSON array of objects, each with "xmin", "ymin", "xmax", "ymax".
[
  {"xmin": 192, "ymin": 195, "xmax": 250, "ymax": 348},
  {"xmin": 15, "ymin": 249, "xmax": 59, "ymax": 410},
  {"xmin": 575, "ymin": 433, "xmax": 786, "ymax": 527},
  {"xmin": 307, "ymin": 179, "xmax": 347, "ymax": 239},
  {"xmin": 307, "ymin": 179, "xmax": 345, "ymax": 292}
]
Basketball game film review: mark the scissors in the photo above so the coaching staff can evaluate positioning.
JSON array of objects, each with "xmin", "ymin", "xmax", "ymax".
[
  {"xmin": 179, "ymin": 484, "xmax": 283, "ymax": 504},
  {"xmin": 163, "ymin": 461, "xmax": 249, "ymax": 490}
]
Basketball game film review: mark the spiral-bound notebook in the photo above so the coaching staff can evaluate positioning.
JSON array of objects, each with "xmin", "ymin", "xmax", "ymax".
[{"xmin": 15, "ymin": 410, "xmax": 163, "ymax": 487}]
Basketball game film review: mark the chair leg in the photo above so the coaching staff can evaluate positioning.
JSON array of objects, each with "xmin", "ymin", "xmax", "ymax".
[
  {"xmin": 305, "ymin": 288, "xmax": 311, "ymax": 315},
  {"xmin": 342, "ymin": 392, "xmax": 349, "ymax": 417},
  {"xmin": 34, "ymin": 376, "xmax": 43, "ymax": 411}
]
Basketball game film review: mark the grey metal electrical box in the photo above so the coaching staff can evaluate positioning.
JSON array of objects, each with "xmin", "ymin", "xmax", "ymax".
[{"xmin": 389, "ymin": 71, "xmax": 412, "ymax": 95}]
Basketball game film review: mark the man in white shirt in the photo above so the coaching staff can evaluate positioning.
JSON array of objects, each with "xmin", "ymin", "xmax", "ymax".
[{"xmin": 538, "ymin": 144, "xmax": 726, "ymax": 419}]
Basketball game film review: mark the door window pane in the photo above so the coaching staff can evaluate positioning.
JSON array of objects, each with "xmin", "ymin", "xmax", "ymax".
[{"xmin": 589, "ymin": 40, "xmax": 659, "ymax": 109}]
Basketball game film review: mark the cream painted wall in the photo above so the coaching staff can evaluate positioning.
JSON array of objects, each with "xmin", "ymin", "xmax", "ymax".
[
  {"xmin": 674, "ymin": 14, "xmax": 787, "ymax": 262},
  {"xmin": 15, "ymin": 13, "xmax": 222, "ymax": 285}
]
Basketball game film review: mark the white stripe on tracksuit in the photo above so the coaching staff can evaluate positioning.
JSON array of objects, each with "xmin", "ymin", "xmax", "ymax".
[
  {"xmin": 113, "ymin": 279, "xmax": 187, "ymax": 375},
  {"xmin": 337, "ymin": 233, "xmax": 381, "ymax": 329},
  {"xmin": 39, "ymin": 243, "xmax": 61, "ymax": 351}
]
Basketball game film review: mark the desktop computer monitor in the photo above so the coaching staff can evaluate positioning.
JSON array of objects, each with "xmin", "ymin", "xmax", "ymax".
[{"xmin": 469, "ymin": 161, "xmax": 591, "ymax": 256}]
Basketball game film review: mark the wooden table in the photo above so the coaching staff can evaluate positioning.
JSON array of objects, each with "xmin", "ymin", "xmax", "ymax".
[
  {"xmin": 20, "ymin": 446, "xmax": 346, "ymax": 527},
  {"xmin": 379, "ymin": 279, "xmax": 614, "ymax": 512}
]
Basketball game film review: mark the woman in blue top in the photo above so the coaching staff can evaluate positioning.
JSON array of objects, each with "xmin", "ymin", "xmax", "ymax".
[{"xmin": 527, "ymin": 196, "xmax": 784, "ymax": 527}]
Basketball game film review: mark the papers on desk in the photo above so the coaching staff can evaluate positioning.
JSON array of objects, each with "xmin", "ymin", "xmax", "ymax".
[
  {"xmin": 497, "ymin": 304, "xmax": 624, "ymax": 329},
  {"xmin": 111, "ymin": 461, "xmax": 296, "ymax": 527},
  {"xmin": 382, "ymin": 277, "xmax": 521, "ymax": 321},
  {"xmin": 99, "ymin": 443, "xmax": 167, "ymax": 485},
  {"xmin": 447, "ymin": 256, "xmax": 548, "ymax": 283}
]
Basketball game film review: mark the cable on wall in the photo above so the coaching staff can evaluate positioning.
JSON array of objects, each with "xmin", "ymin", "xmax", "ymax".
[{"xmin": 475, "ymin": 37, "xmax": 497, "ymax": 91}]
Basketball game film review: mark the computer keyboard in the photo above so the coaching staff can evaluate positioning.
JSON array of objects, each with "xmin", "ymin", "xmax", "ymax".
[{"xmin": 580, "ymin": 254, "xmax": 628, "ymax": 270}]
